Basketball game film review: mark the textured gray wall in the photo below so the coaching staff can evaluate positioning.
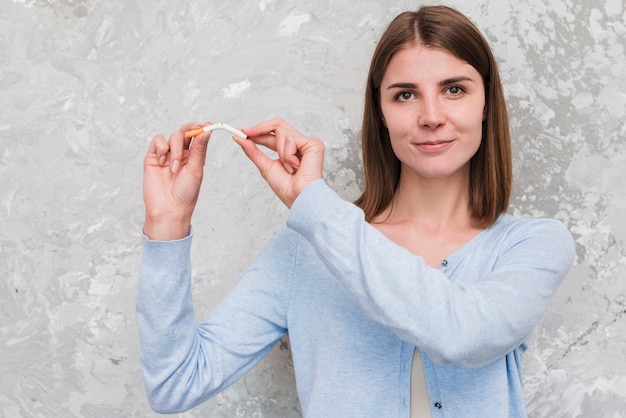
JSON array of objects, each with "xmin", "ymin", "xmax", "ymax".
[{"xmin": 1, "ymin": 0, "xmax": 624, "ymax": 417}]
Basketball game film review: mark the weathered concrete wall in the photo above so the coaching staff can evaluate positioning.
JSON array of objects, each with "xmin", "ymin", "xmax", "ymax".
[{"xmin": 1, "ymin": 0, "xmax": 624, "ymax": 416}]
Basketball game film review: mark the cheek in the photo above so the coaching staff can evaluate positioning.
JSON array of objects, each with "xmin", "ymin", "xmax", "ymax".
[
  {"xmin": 380, "ymin": 98, "xmax": 411, "ymax": 129},
  {"xmin": 469, "ymin": 119, "xmax": 484, "ymax": 156},
  {"xmin": 460, "ymin": 104, "xmax": 486, "ymax": 137},
  {"xmin": 380, "ymin": 107, "xmax": 409, "ymax": 137},
  {"xmin": 386, "ymin": 127, "xmax": 412, "ymax": 162}
]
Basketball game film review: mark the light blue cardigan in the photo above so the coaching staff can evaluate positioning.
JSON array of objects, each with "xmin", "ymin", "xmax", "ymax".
[{"xmin": 137, "ymin": 179, "xmax": 575, "ymax": 417}]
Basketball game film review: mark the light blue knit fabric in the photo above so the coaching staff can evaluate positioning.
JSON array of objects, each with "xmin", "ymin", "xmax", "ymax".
[{"xmin": 137, "ymin": 179, "xmax": 575, "ymax": 417}]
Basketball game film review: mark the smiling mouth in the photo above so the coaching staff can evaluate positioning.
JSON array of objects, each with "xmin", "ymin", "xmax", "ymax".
[
  {"xmin": 418, "ymin": 140, "xmax": 451, "ymax": 145},
  {"xmin": 414, "ymin": 140, "xmax": 454, "ymax": 152}
]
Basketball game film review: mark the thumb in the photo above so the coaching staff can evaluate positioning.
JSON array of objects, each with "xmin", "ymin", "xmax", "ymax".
[{"xmin": 233, "ymin": 135, "xmax": 277, "ymax": 181}]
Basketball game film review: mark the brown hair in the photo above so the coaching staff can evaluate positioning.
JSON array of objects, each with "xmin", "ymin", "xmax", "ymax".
[{"xmin": 354, "ymin": 5, "xmax": 512, "ymax": 227}]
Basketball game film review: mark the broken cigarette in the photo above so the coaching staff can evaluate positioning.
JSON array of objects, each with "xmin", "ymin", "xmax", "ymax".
[{"xmin": 184, "ymin": 123, "xmax": 247, "ymax": 139}]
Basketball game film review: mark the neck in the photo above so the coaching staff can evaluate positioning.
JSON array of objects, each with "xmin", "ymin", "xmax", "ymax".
[{"xmin": 377, "ymin": 166, "xmax": 475, "ymax": 231}]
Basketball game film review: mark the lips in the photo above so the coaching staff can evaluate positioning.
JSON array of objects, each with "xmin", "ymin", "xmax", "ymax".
[{"xmin": 414, "ymin": 140, "xmax": 454, "ymax": 153}]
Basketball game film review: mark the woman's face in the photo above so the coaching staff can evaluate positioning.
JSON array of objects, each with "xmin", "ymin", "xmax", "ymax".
[{"xmin": 379, "ymin": 43, "xmax": 485, "ymax": 181}]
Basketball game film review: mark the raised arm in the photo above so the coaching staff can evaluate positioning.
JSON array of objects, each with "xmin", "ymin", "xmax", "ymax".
[
  {"xmin": 234, "ymin": 119, "xmax": 574, "ymax": 368},
  {"xmin": 286, "ymin": 180, "xmax": 576, "ymax": 368},
  {"xmin": 138, "ymin": 123, "xmax": 292, "ymax": 412},
  {"xmin": 137, "ymin": 229, "xmax": 293, "ymax": 413}
]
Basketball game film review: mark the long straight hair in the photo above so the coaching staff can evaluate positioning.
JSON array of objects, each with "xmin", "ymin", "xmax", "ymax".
[{"xmin": 354, "ymin": 6, "xmax": 512, "ymax": 227}]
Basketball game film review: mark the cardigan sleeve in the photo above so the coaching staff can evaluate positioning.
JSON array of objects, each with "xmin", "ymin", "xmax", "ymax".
[
  {"xmin": 136, "ymin": 228, "xmax": 296, "ymax": 413},
  {"xmin": 287, "ymin": 180, "xmax": 576, "ymax": 368}
]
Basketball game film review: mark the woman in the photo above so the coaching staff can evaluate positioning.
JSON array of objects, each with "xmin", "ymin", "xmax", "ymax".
[{"xmin": 138, "ymin": 6, "xmax": 575, "ymax": 417}]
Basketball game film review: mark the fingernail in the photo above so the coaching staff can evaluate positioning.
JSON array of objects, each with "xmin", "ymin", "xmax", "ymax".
[
  {"xmin": 283, "ymin": 162, "xmax": 294, "ymax": 174},
  {"xmin": 171, "ymin": 160, "xmax": 180, "ymax": 173},
  {"xmin": 159, "ymin": 155, "xmax": 166, "ymax": 165}
]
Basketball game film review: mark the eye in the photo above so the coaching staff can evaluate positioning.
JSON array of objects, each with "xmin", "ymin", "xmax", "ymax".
[
  {"xmin": 447, "ymin": 85, "xmax": 465, "ymax": 95},
  {"xmin": 395, "ymin": 91, "xmax": 415, "ymax": 102}
]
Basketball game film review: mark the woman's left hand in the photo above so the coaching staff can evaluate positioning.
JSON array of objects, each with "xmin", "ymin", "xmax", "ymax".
[{"xmin": 235, "ymin": 118, "xmax": 325, "ymax": 208}]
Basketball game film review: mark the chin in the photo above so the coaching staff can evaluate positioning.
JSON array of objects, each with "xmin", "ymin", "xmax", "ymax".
[{"xmin": 411, "ymin": 164, "xmax": 469, "ymax": 180}]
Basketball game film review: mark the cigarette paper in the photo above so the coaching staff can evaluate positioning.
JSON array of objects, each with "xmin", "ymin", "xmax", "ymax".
[{"xmin": 184, "ymin": 123, "xmax": 247, "ymax": 139}]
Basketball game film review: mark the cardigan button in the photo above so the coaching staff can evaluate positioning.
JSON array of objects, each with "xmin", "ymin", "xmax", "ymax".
[
  {"xmin": 434, "ymin": 401, "xmax": 442, "ymax": 409},
  {"xmin": 441, "ymin": 259, "xmax": 448, "ymax": 267}
]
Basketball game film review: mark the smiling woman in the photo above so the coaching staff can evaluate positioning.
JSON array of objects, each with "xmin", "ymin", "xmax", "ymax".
[
  {"xmin": 137, "ymin": 5, "xmax": 575, "ymax": 418},
  {"xmin": 356, "ymin": 7, "xmax": 512, "ymax": 227}
]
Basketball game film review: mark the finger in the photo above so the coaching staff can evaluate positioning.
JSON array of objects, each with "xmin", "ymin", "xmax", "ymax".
[
  {"xmin": 180, "ymin": 121, "xmax": 214, "ymax": 140},
  {"xmin": 272, "ymin": 129, "xmax": 299, "ymax": 174},
  {"xmin": 243, "ymin": 129, "xmax": 299, "ymax": 174},
  {"xmin": 186, "ymin": 130, "xmax": 211, "ymax": 179},
  {"xmin": 244, "ymin": 120, "xmax": 300, "ymax": 154},
  {"xmin": 281, "ymin": 131, "xmax": 302, "ymax": 169},
  {"xmin": 233, "ymin": 136, "xmax": 280, "ymax": 181},
  {"xmin": 245, "ymin": 132, "xmax": 278, "ymax": 151},
  {"xmin": 168, "ymin": 131, "xmax": 186, "ymax": 173},
  {"xmin": 147, "ymin": 134, "xmax": 170, "ymax": 166},
  {"xmin": 179, "ymin": 121, "xmax": 206, "ymax": 133},
  {"xmin": 243, "ymin": 117, "xmax": 298, "ymax": 139}
]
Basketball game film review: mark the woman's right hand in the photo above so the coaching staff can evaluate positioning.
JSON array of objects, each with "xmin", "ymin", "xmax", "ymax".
[
  {"xmin": 235, "ymin": 118, "xmax": 325, "ymax": 208},
  {"xmin": 142, "ymin": 123, "xmax": 211, "ymax": 241}
]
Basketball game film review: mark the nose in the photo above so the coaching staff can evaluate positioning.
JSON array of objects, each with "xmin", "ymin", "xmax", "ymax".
[{"xmin": 419, "ymin": 96, "xmax": 445, "ymax": 129}]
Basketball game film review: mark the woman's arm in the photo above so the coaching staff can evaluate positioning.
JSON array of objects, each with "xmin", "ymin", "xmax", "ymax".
[
  {"xmin": 136, "ymin": 229, "xmax": 294, "ymax": 413},
  {"xmin": 286, "ymin": 180, "xmax": 576, "ymax": 368},
  {"xmin": 138, "ymin": 122, "xmax": 294, "ymax": 412}
]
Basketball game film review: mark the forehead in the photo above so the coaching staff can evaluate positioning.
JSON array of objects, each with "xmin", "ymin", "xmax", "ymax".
[{"xmin": 382, "ymin": 44, "xmax": 480, "ymax": 83}]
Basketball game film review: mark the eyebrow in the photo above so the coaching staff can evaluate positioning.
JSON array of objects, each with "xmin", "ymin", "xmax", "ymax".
[{"xmin": 386, "ymin": 76, "xmax": 477, "ymax": 90}]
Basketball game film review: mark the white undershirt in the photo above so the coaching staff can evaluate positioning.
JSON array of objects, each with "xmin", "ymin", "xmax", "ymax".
[{"xmin": 410, "ymin": 349, "xmax": 433, "ymax": 418}]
